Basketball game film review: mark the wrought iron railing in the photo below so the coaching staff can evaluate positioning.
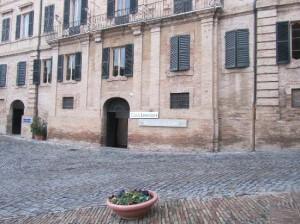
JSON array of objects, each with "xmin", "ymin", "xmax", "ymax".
[{"xmin": 45, "ymin": 0, "xmax": 222, "ymax": 42}]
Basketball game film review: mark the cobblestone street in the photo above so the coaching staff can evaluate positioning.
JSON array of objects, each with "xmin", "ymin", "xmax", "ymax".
[{"xmin": 0, "ymin": 135, "xmax": 300, "ymax": 220}]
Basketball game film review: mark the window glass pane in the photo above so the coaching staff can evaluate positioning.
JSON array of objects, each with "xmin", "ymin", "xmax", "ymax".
[
  {"xmin": 117, "ymin": 0, "xmax": 123, "ymax": 16},
  {"xmin": 23, "ymin": 14, "xmax": 29, "ymax": 37},
  {"xmin": 113, "ymin": 48, "xmax": 119, "ymax": 76},
  {"xmin": 67, "ymin": 55, "xmax": 75, "ymax": 80},
  {"xmin": 43, "ymin": 61, "xmax": 47, "ymax": 83},
  {"xmin": 120, "ymin": 47, "xmax": 125, "ymax": 76},
  {"xmin": 71, "ymin": 55, "xmax": 76, "ymax": 80},
  {"xmin": 74, "ymin": 0, "xmax": 81, "ymax": 26},
  {"xmin": 47, "ymin": 60, "xmax": 52, "ymax": 83},
  {"xmin": 125, "ymin": 0, "xmax": 130, "ymax": 14}
]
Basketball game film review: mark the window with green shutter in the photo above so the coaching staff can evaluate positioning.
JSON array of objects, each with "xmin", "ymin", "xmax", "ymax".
[
  {"xmin": 57, "ymin": 55, "xmax": 64, "ymax": 82},
  {"xmin": 44, "ymin": 5, "xmax": 55, "ymax": 33},
  {"xmin": 225, "ymin": 29, "xmax": 249, "ymax": 69},
  {"xmin": 33, "ymin": 59, "xmax": 41, "ymax": 85},
  {"xmin": 2, "ymin": 18, "xmax": 10, "ymax": 42},
  {"xmin": 102, "ymin": 48, "xmax": 110, "ymax": 79},
  {"xmin": 0, "ymin": 64, "xmax": 7, "ymax": 87},
  {"xmin": 276, "ymin": 22, "xmax": 290, "ymax": 64},
  {"xmin": 17, "ymin": 62, "xmax": 26, "ymax": 86},
  {"xmin": 170, "ymin": 35, "xmax": 190, "ymax": 72}
]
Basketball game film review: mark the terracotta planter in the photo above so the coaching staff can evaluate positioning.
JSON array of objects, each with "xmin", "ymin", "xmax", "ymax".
[
  {"xmin": 107, "ymin": 191, "xmax": 158, "ymax": 220},
  {"xmin": 33, "ymin": 135, "xmax": 45, "ymax": 141}
]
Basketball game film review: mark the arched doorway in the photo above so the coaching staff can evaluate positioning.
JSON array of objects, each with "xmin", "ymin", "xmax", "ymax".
[
  {"xmin": 104, "ymin": 98, "xmax": 130, "ymax": 148},
  {"xmin": 10, "ymin": 100, "xmax": 24, "ymax": 135}
]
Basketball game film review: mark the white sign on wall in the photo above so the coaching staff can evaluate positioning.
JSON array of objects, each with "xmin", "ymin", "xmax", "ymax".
[
  {"xmin": 22, "ymin": 116, "xmax": 33, "ymax": 124},
  {"xmin": 130, "ymin": 112, "xmax": 159, "ymax": 119},
  {"xmin": 139, "ymin": 119, "xmax": 188, "ymax": 128}
]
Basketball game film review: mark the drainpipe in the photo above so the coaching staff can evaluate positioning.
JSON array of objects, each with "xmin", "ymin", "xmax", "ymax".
[
  {"xmin": 252, "ymin": 0, "xmax": 257, "ymax": 152},
  {"xmin": 34, "ymin": 0, "xmax": 43, "ymax": 117}
]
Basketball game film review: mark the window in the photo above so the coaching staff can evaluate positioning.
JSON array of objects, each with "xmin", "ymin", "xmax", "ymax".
[
  {"xmin": 113, "ymin": 47, "xmax": 125, "ymax": 76},
  {"xmin": 174, "ymin": 0, "xmax": 192, "ymax": 14},
  {"xmin": 102, "ymin": 45, "xmax": 133, "ymax": 79},
  {"xmin": 225, "ymin": 29, "xmax": 249, "ymax": 69},
  {"xmin": 292, "ymin": 89, "xmax": 300, "ymax": 108},
  {"xmin": 170, "ymin": 93, "xmax": 190, "ymax": 109},
  {"xmin": 67, "ymin": 54, "xmax": 76, "ymax": 80},
  {"xmin": 63, "ymin": 0, "xmax": 87, "ymax": 29},
  {"xmin": 292, "ymin": 22, "xmax": 300, "ymax": 60},
  {"xmin": 17, "ymin": 62, "xmax": 26, "ymax": 86},
  {"xmin": 44, "ymin": 5, "xmax": 55, "ymax": 33},
  {"xmin": 107, "ymin": 0, "xmax": 137, "ymax": 18},
  {"xmin": 1, "ymin": 18, "xmax": 10, "ymax": 42},
  {"xmin": 66, "ymin": 53, "xmax": 82, "ymax": 81},
  {"xmin": 62, "ymin": 97, "xmax": 74, "ymax": 109},
  {"xmin": 43, "ymin": 59, "xmax": 52, "ymax": 84},
  {"xmin": 116, "ymin": 0, "xmax": 130, "ymax": 16},
  {"xmin": 16, "ymin": 11, "xmax": 34, "ymax": 39},
  {"xmin": 0, "ymin": 64, "xmax": 7, "ymax": 87},
  {"xmin": 170, "ymin": 35, "xmax": 190, "ymax": 72}
]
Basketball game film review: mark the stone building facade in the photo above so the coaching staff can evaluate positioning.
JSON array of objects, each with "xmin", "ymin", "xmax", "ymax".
[{"xmin": 0, "ymin": 0, "xmax": 299, "ymax": 151}]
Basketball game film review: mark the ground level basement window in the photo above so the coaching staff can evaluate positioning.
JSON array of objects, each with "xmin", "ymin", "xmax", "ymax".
[
  {"xmin": 292, "ymin": 89, "xmax": 300, "ymax": 108},
  {"xmin": 170, "ymin": 92, "xmax": 190, "ymax": 109},
  {"xmin": 62, "ymin": 97, "xmax": 74, "ymax": 109}
]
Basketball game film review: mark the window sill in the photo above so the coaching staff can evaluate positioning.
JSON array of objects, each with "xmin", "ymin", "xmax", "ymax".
[
  {"xmin": 15, "ymin": 85, "xmax": 27, "ymax": 89},
  {"xmin": 106, "ymin": 76, "xmax": 129, "ymax": 82},
  {"xmin": 40, "ymin": 83, "xmax": 51, "ymax": 87},
  {"xmin": 0, "ymin": 86, "xmax": 7, "ymax": 89},
  {"xmin": 167, "ymin": 69, "xmax": 193, "ymax": 77},
  {"xmin": 286, "ymin": 59, "xmax": 300, "ymax": 69},
  {"xmin": 59, "ymin": 80, "xmax": 79, "ymax": 85}
]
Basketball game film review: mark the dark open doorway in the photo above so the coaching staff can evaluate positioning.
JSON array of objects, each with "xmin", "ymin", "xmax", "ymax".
[
  {"xmin": 11, "ymin": 100, "xmax": 24, "ymax": 135},
  {"xmin": 104, "ymin": 98, "xmax": 129, "ymax": 148}
]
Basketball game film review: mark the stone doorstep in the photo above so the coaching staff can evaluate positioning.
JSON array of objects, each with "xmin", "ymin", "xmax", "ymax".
[{"xmin": 1, "ymin": 192, "xmax": 300, "ymax": 224}]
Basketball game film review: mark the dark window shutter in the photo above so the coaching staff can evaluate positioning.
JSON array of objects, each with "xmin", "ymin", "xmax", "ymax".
[
  {"xmin": 0, "ymin": 64, "xmax": 7, "ymax": 87},
  {"xmin": 2, "ymin": 18, "xmax": 10, "ymax": 42},
  {"xmin": 81, "ymin": 0, "xmax": 88, "ymax": 25},
  {"xmin": 236, "ymin": 29, "xmax": 249, "ymax": 68},
  {"xmin": 225, "ymin": 31, "xmax": 237, "ymax": 69},
  {"xmin": 57, "ymin": 55, "xmax": 64, "ymax": 82},
  {"xmin": 44, "ymin": 6, "xmax": 49, "ymax": 32},
  {"xmin": 102, "ymin": 48, "xmax": 110, "ymax": 79},
  {"xmin": 178, "ymin": 35, "xmax": 190, "ymax": 71},
  {"xmin": 16, "ymin": 15, "xmax": 21, "ymax": 39},
  {"xmin": 44, "ymin": 5, "xmax": 55, "ymax": 32},
  {"xmin": 49, "ymin": 57, "xmax": 53, "ymax": 83},
  {"xmin": 276, "ymin": 21, "xmax": 290, "ymax": 64},
  {"xmin": 49, "ymin": 5, "xmax": 55, "ymax": 32},
  {"xmin": 63, "ymin": 0, "xmax": 70, "ymax": 29},
  {"xmin": 130, "ymin": 0, "xmax": 138, "ymax": 14},
  {"xmin": 125, "ymin": 44, "xmax": 134, "ymax": 77},
  {"xmin": 33, "ymin": 59, "xmax": 41, "ymax": 84},
  {"xmin": 17, "ymin": 62, "xmax": 26, "ymax": 86},
  {"xmin": 28, "ymin": 11, "xmax": 34, "ymax": 37},
  {"xmin": 174, "ymin": 0, "xmax": 192, "ymax": 14},
  {"xmin": 107, "ymin": 0, "xmax": 115, "ymax": 18},
  {"xmin": 75, "ymin": 52, "xmax": 82, "ymax": 81},
  {"xmin": 170, "ymin": 36, "xmax": 179, "ymax": 71}
]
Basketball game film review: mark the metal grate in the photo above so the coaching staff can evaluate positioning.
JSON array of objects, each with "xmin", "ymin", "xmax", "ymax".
[
  {"xmin": 292, "ymin": 89, "xmax": 300, "ymax": 108},
  {"xmin": 62, "ymin": 97, "xmax": 74, "ymax": 109},
  {"xmin": 170, "ymin": 93, "xmax": 190, "ymax": 109}
]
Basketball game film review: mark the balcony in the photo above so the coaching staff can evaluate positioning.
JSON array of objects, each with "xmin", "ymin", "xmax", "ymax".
[{"xmin": 45, "ymin": 0, "xmax": 222, "ymax": 43}]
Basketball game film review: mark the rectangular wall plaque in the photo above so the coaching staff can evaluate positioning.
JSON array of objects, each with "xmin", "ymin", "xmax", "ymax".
[
  {"xmin": 22, "ymin": 116, "xmax": 33, "ymax": 124},
  {"xmin": 139, "ymin": 119, "xmax": 188, "ymax": 128},
  {"xmin": 130, "ymin": 112, "xmax": 159, "ymax": 119}
]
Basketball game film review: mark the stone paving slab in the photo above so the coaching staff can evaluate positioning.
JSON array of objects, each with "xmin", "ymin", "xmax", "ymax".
[
  {"xmin": 0, "ymin": 135, "xmax": 300, "ymax": 219},
  {"xmin": 1, "ymin": 192, "xmax": 300, "ymax": 224}
]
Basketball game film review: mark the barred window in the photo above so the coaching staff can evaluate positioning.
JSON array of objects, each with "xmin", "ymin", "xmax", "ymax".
[
  {"xmin": 292, "ymin": 89, "xmax": 300, "ymax": 108},
  {"xmin": 62, "ymin": 97, "xmax": 74, "ymax": 109},
  {"xmin": 170, "ymin": 93, "xmax": 189, "ymax": 109}
]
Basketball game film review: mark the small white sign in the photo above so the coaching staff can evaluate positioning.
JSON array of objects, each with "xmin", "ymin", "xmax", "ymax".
[
  {"xmin": 23, "ymin": 116, "xmax": 33, "ymax": 124},
  {"xmin": 139, "ymin": 119, "xmax": 188, "ymax": 128},
  {"xmin": 130, "ymin": 112, "xmax": 159, "ymax": 119}
]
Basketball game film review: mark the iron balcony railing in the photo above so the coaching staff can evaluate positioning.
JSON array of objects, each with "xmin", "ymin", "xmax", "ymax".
[{"xmin": 45, "ymin": 0, "xmax": 222, "ymax": 42}]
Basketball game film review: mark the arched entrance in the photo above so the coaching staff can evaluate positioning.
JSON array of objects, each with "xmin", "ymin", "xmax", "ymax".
[
  {"xmin": 103, "ymin": 98, "xmax": 130, "ymax": 148},
  {"xmin": 10, "ymin": 100, "xmax": 24, "ymax": 135}
]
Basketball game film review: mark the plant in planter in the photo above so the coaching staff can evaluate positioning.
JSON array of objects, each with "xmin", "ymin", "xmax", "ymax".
[
  {"xmin": 107, "ymin": 189, "xmax": 158, "ymax": 220},
  {"xmin": 30, "ymin": 116, "xmax": 47, "ymax": 140}
]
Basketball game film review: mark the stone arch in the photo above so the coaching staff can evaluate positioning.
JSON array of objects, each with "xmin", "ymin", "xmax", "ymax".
[{"xmin": 8, "ymin": 100, "xmax": 25, "ymax": 135}]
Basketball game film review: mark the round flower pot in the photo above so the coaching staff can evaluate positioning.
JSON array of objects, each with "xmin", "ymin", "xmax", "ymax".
[{"xmin": 106, "ymin": 191, "xmax": 158, "ymax": 220}]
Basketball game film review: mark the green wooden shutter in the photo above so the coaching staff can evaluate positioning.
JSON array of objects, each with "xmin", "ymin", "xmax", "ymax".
[
  {"xmin": 2, "ymin": 18, "xmax": 10, "ymax": 42},
  {"xmin": 63, "ymin": 0, "xmax": 70, "ymax": 29},
  {"xmin": 236, "ymin": 29, "xmax": 249, "ymax": 68},
  {"xmin": 44, "ymin": 5, "xmax": 54, "ymax": 32},
  {"xmin": 102, "ymin": 48, "xmax": 110, "ymax": 79},
  {"xmin": 178, "ymin": 35, "xmax": 190, "ymax": 71},
  {"xmin": 81, "ymin": 0, "xmax": 88, "ymax": 25},
  {"xmin": 17, "ymin": 62, "xmax": 26, "ymax": 86},
  {"xmin": 57, "ymin": 55, "xmax": 64, "ymax": 82},
  {"xmin": 44, "ymin": 6, "xmax": 49, "ymax": 32},
  {"xmin": 276, "ymin": 21, "xmax": 290, "ymax": 64},
  {"xmin": 107, "ymin": 0, "xmax": 115, "ymax": 18},
  {"xmin": 130, "ymin": 0, "xmax": 138, "ymax": 14},
  {"xmin": 0, "ymin": 64, "xmax": 7, "ymax": 87},
  {"xmin": 33, "ymin": 59, "xmax": 41, "ymax": 84},
  {"xmin": 170, "ymin": 36, "xmax": 179, "ymax": 71},
  {"xmin": 16, "ymin": 15, "xmax": 21, "ymax": 39},
  {"xmin": 225, "ymin": 31, "xmax": 237, "ymax": 69},
  {"xmin": 28, "ymin": 11, "xmax": 34, "ymax": 37},
  {"xmin": 75, "ymin": 52, "xmax": 82, "ymax": 81},
  {"xmin": 125, "ymin": 44, "xmax": 134, "ymax": 77}
]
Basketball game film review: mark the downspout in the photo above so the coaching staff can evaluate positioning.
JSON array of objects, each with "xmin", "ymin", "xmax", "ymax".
[
  {"xmin": 34, "ymin": 0, "xmax": 43, "ymax": 117},
  {"xmin": 252, "ymin": 0, "xmax": 257, "ymax": 151}
]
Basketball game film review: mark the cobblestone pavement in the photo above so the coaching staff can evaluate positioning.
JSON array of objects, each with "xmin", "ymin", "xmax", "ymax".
[
  {"xmin": 0, "ymin": 135, "xmax": 300, "ymax": 219},
  {"xmin": 2, "ymin": 192, "xmax": 300, "ymax": 223}
]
